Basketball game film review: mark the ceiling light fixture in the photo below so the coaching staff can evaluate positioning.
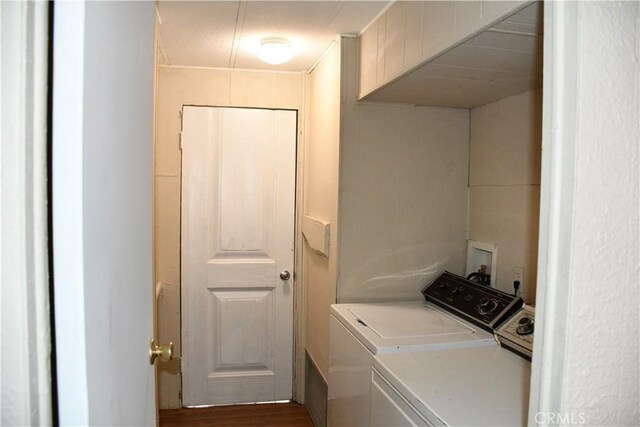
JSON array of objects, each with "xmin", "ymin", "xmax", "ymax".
[{"xmin": 258, "ymin": 38, "xmax": 294, "ymax": 65}]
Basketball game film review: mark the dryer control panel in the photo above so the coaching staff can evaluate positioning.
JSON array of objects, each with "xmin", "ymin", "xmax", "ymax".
[
  {"xmin": 496, "ymin": 305, "xmax": 535, "ymax": 360},
  {"xmin": 422, "ymin": 271, "xmax": 523, "ymax": 332}
]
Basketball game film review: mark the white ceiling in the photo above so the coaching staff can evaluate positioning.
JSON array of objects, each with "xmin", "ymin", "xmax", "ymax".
[{"xmin": 157, "ymin": 1, "xmax": 390, "ymax": 72}]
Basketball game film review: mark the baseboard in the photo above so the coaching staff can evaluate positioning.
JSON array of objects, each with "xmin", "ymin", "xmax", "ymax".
[{"xmin": 305, "ymin": 352, "xmax": 327, "ymax": 427}]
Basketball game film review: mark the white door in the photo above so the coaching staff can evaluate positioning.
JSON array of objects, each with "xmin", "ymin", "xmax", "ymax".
[
  {"xmin": 51, "ymin": 1, "xmax": 157, "ymax": 425},
  {"xmin": 181, "ymin": 106, "xmax": 296, "ymax": 406}
]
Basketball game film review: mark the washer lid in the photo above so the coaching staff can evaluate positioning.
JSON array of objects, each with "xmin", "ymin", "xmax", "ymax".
[
  {"xmin": 330, "ymin": 302, "xmax": 495, "ymax": 354},
  {"xmin": 348, "ymin": 304, "xmax": 473, "ymax": 339}
]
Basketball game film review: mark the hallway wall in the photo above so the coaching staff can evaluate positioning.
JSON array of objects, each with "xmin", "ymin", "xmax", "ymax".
[
  {"xmin": 154, "ymin": 66, "xmax": 304, "ymax": 408},
  {"xmin": 303, "ymin": 40, "xmax": 341, "ymax": 383},
  {"xmin": 302, "ymin": 41, "xmax": 342, "ymax": 425}
]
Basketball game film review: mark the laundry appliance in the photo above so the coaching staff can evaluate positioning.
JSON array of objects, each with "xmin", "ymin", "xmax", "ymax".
[
  {"xmin": 370, "ymin": 345, "xmax": 531, "ymax": 426},
  {"xmin": 368, "ymin": 274, "xmax": 536, "ymax": 426},
  {"xmin": 327, "ymin": 271, "xmax": 523, "ymax": 426}
]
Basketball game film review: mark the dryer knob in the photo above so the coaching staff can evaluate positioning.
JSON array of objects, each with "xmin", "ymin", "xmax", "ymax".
[
  {"xmin": 478, "ymin": 298, "xmax": 498, "ymax": 315},
  {"xmin": 516, "ymin": 317, "xmax": 534, "ymax": 335}
]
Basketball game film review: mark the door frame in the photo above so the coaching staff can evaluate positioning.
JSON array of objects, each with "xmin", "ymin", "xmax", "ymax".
[
  {"xmin": 177, "ymin": 104, "xmax": 307, "ymax": 404},
  {"xmin": 528, "ymin": 1, "xmax": 640, "ymax": 422},
  {"xmin": 527, "ymin": 2, "xmax": 574, "ymax": 421},
  {"xmin": 0, "ymin": 2, "xmax": 52, "ymax": 425}
]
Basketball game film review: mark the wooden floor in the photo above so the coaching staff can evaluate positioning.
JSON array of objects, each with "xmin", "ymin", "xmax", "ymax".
[{"xmin": 159, "ymin": 403, "xmax": 314, "ymax": 427}]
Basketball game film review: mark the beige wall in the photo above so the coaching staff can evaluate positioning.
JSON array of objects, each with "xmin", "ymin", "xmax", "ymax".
[
  {"xmin": 468, "ymin": 90, "xmax": 542, "ymax": 304},
  {"xmin": 154, "ymin": 66, "xmax": 304, "ymax": 409},
  {"xmin": 303, "ymin": 41, "xmax": 341, "ymax": 380},
  {"xmin": 338, "ymin": 37, "xmax": 470, "ymax": 303}
]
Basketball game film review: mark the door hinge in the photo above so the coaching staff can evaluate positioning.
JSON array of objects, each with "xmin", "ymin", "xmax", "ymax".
[{"xmin": 179, "ymin": 132, "xmax": 184, "ymax": 151}]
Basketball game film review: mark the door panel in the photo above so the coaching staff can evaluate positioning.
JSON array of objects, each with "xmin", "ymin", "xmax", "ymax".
[
  {"xmin": 182, "ymin": 106, "xmax": 296, "ymax": 406},
  {"xmin": 52, "ymin": 1, "xmax": 156, "ymax": 424}
]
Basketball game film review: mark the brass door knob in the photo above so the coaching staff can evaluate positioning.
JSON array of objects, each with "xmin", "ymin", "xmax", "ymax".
[{"xmin": 149, "ymin": 339, "xmax": 173, "ymax": 365}]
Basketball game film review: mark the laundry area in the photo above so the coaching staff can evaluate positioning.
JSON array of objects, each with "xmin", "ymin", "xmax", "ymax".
[
  {"xmin": 141, "ymin": 1, "xmax": 639, "ymax": 426},
  {"xmin": 7, "ymin": 0, "xmax": 633, "ymax": 425},
  {"xmin": 152, "ymin": 1, "xmax": 542, "ymax": 425}
]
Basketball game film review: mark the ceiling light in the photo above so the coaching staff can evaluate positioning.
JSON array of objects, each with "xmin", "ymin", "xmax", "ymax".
[{"xmin": 258, "ymin": 38, "xmax": 294, "ymax": 65}]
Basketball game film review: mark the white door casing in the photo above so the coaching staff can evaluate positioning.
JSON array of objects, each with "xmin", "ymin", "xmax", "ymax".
[
  {"xmin": 181, "ymin": 106, "xmax": 296, "ymax": 406},
  {"xmin": 1, "ymin": 2, "xmax": 51, "ymax": 425}
]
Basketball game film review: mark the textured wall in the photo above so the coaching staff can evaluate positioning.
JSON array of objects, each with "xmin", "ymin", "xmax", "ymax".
[
  {"xmin": 304, "ymin": 40, "xmax": 341, "ymax": 380},
  {"xmin": 154, "ymin": 66, "xmax": 303, "ymax": 408},
  {"xmin": 559, "ymin": 2, "xmax": 639, "ymax": 424},
  {"xmin": 338, "ymin": 37, "xmax": 470, "ymax": 303},
  {"xmin": 468, "ymin": 90, "xmax": 542, "ymax": 303}
]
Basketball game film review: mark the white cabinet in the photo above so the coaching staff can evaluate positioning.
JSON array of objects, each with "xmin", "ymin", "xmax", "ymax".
[
  {"xmin": 383, "ymin": 2, "xmax": 405, "ymax": 81},
  {"xmin": 359, "ymin": 21, "xmax": 378, "ymax": 96},
  {"xmin": 404, "ymin": 2, "xmax": 424, "ymax": 68},
  {"xmin": 357, "ymin": 0, "xmax": 540, "ymax": 106},
  {"xmin": 421, "ymin": 1, "xmax": 456, "ymax": 59},
  {"xmin": 376, "ymin": 14, "xmax": 386, "ymax": 90}
]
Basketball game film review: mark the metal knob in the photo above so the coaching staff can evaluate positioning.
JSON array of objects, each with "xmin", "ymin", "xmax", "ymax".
[
  {"xmin": 516, "ymin": 317, "xmax": 534, "ymax": 335},
  {"xmin": 280, "ymin": 270, "xmax": 291, "ymax": 281},
  {"xmin": 149, "ymin": 339, "xmax": 173, "ymax": 365},
  {"xmin": 478, "ymin": 298, "xmax": 498, "ymax": 315}
]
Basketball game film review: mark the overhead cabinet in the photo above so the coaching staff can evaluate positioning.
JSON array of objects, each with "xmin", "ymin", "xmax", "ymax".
[{"xmin": 358, "ymin": 1, "xmax": 543, "ymax": 108}]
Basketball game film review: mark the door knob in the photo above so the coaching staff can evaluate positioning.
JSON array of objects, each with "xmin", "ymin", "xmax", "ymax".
[
  {"xmin": 149, "ymin": 339, "xmax": 173, "ymax": 365},
  {"xmin": 280, "ymin": 270, "xmax": 291, "ymax": 281}
]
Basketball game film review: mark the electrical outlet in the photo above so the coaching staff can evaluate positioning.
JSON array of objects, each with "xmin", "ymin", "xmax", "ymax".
[{"xmin": 513, "ymin": 267, "xmax": 524, "ymax": 297}]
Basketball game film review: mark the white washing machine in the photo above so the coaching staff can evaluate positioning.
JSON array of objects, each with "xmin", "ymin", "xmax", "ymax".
[{"xmin": 327, "ymin": 271, "xmax": 523, "ymax": 427}]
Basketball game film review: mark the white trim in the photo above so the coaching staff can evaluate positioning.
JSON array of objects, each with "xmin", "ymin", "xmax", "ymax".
[
  {"xmin": 293, "ymin": 72, "xmax": 310, "ymax": 403},
  {"xmin": 528, "ymin": 2, "xmax": 577, "ymax": 423},
  {"xmin": 0, "ymin": 1, "xmax": 52, "ymax": 425},
  {"xmin": 155, "ymin": 4, "xmax": 162, "ymax": 25},
  {"xmin": 51, "ymin": 2, "xmax": 90, "ymax": 424},
  {"xmin": 158, "ymin": 64, "xmax": 304, "ymax": 76},
  {"xmin": 307, "ymin": 38, "xmax": 337, "ymax": 74}
]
